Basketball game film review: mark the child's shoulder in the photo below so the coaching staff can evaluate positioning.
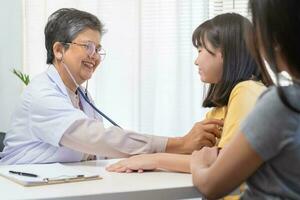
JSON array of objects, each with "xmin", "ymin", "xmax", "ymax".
[
  {"xmin": 234, "ymin": 80, "xmax": 265, "ymax": 91},
  {"xmin": 230, "ymin": 80, "xmax": 266, "ymax": 98}
]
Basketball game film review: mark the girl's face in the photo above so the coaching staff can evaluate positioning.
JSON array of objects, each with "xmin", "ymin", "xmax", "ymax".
[{"xmin": 194, "ymin": 38, "xmax": 223, "ymax": 84}]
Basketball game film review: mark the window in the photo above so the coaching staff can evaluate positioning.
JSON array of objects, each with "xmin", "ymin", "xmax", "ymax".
[{"xmin": 209, "ymin": 0, "xmax": 250, "ymax": 18}]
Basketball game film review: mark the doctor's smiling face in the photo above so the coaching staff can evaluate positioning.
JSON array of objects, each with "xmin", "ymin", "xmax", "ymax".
[
  {"xmin": 60, "ymin": 28, "xmax": 102, "ymax": 84},
  {"xmin": 44, "ymin": 8, "xmax": 104, "ymax": 92}
]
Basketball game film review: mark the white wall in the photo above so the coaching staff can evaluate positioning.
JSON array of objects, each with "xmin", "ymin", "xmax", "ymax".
[{"xmin": 0, "ymin": 0, "xmax": 23, "ymax": 132}]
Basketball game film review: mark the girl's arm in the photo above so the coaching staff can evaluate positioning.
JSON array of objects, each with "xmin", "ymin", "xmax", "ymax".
[
  {"xmin": 106, "ymin": 153, "xmax": 191, "ymax": 173},
  {"xmin": 190, "ymin": 131, "xmax": 263, "ymax": 199}
]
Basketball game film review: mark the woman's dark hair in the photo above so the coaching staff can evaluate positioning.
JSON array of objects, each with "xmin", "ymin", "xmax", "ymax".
[
  {"xmin": 192, "ymin": 13, "xmax": 268, "ymax": 108},
  {"xmin": 44, "ymin": 8, "xmax": 104, "ymax": 64},
  {"xmin": 249, "ymin": 0, "xmax": 300, "ymax": 112}
]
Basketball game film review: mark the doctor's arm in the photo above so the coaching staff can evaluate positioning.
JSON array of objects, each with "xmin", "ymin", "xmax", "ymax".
[
  {"xmin": 60, "ymin": 118, "xmax": 166, "ymax": 158},
  {"xmin": 190, "ymin": 132, "xmax": 263, "ymax": 199},
  {"xmin": 60, "ymin": 118, "xmax": 222, "ymax": 157},
  {"xmin": 165, "ymin": 119, "xmax": 223, "ymax": 153}
]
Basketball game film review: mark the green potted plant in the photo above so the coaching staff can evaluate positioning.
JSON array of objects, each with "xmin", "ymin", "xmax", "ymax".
[{"xmin": 12, "ymin": 69, "xmax": 30, "ymax": 85}]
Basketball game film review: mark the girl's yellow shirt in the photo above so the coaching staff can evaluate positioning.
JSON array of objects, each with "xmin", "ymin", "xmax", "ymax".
[
  {"xmin": 205, "ymin": 80, "xmax": 266, "ymax": 200},
  {"xmin": 205, "ymin": 80, "xmax": 266, "ymax": 148}
]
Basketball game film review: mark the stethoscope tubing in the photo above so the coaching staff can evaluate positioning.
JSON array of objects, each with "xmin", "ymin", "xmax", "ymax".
[{"xmin": 77, "ymin": 87, "xmax": 122, "ymax": 128}]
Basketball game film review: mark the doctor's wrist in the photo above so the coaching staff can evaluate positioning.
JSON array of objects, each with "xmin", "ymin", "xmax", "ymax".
[{"xmin": 165, "ymin": 137, "xmax": 187, "ymax": 154}]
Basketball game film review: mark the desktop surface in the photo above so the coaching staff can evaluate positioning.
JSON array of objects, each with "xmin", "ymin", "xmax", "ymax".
[{"xmin": 0, "ymin": 159, "xmax": 202, "ymax": 200}]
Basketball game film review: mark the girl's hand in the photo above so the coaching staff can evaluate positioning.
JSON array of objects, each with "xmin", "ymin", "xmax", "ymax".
[
  {"xmin": 106, "ymin": 154, "xmax": 159, "ymax": 173},
  {"xmin": 190, "ymin": 146, "xmax": 219, "ymax": 172}
]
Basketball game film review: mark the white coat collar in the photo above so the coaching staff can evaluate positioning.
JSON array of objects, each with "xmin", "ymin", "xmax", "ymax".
[
  {"xmin": 46, "ymin": 65, "xmax": 86, "ymax": 96},
  {"xmin": 46, "ymin": 65, "xmax": 99, "ymax": 119},
  {"xmin": 46, "ymin": 65, "xmax": 69, "ymax": 97}
]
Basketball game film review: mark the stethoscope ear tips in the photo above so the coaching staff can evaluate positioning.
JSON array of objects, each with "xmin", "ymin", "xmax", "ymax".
[{"xmin": 56, "ymin": 52, "xmax": 63, "ymax": 61}]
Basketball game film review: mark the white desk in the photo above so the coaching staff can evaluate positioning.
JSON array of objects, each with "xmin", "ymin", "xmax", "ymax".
[{"xmin": 0, "ymin": 159, "xmax": 202, "ymax": 200}]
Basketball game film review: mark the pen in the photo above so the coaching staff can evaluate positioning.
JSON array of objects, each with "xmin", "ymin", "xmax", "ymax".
[{"xmin": 9, "ymin": 170, "xmax": 38, "ymax": 178}]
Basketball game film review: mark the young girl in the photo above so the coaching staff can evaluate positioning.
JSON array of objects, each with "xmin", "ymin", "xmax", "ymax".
[
  {"xmin": 183, "ymin": 1, "xmax": 300, "ymax": 199},
  {"xmin": 107, "ymin": 13, "xmax": 269, "ymax": 174}
]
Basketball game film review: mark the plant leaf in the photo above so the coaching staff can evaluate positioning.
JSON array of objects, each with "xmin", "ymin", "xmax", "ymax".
[{"xmin": 12, "ymin": 69, "xmax": 30, "ymax": 86}]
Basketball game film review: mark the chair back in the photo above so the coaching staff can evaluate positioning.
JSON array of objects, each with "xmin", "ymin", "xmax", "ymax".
[{"xmin": 0, "ymin": 132, "xmax": 6, "ymax": 152}]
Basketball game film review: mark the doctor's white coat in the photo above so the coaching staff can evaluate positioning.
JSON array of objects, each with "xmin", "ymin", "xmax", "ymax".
[{"xmin": 0, "ymin": 65, "xmax": 167, "ymax": 164}]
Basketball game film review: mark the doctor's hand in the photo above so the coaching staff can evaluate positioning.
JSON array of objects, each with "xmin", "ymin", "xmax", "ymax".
[
  {"xmin": 166, "ymin": 119, "xmax": 223, "ymax": 154},
  {"xmin": 106, "ymin": 154, "xmax": 159, "ymax": 173}
]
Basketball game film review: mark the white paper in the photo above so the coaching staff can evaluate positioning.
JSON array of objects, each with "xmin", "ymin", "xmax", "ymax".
[{"xmin": 0, "ymin": 163, "xmax": 100, "ymax": 185}]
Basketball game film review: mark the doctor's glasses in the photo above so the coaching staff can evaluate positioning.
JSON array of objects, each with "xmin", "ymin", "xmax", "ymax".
[{"xmin": 62, "ymin": 41, "xmax": 106, "ymax": 61}]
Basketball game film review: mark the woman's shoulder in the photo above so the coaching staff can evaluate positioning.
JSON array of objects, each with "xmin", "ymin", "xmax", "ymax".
[
  {"xmin": 23, "ymin": 69, "xmax": 66, "ymax": 104},
  {"xmin": 257, "ymin": 84, "xmax": 300, "ymax": 112}
]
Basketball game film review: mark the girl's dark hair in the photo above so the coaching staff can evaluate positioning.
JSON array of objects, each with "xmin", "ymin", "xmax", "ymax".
[
  {"xmin": 44, "ymin": 8, "xmax": 104, "ymax": 64},
  {"xmin": 192, "ymin": 13, "xmax": 269, "ymax": 108},
  {"xmin": 249, "ymin": 0, "xmax": 300, "ymax": 112}
]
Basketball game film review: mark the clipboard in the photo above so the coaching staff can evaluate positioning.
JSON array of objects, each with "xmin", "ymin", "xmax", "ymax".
[{"xmin": 0, "ymin": 163, "xmax": 102, "ymax": 186}]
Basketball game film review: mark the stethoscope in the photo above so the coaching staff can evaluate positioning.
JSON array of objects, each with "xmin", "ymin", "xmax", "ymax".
[{"xmin": 60, "ymin": 59, "xmax": 122, "ymax": 128}]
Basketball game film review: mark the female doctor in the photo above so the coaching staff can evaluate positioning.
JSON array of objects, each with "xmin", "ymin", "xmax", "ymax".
[{"xmin": 0, "ymin": 8, "xmax": 222, "ymax": 164}]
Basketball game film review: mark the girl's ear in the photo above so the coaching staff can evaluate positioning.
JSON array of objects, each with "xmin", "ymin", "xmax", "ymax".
[
  {"xmin": 216, "ymin": 49, "xmax": 224, "ymax": 63},
  {"xmin": 220, "ymin": 48, "xmax": 224, "ymax": 59}
]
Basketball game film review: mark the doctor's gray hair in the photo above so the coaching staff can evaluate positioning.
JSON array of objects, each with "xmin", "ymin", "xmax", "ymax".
[{"xmin": 44, "ymin": 8, "xmax": 104, "ymax": 64}]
